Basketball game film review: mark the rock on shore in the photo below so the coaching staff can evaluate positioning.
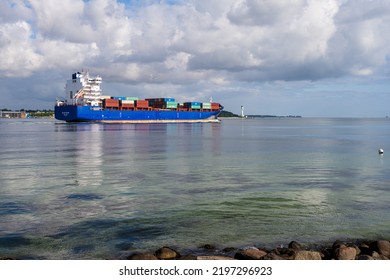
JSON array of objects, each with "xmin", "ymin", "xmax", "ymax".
[
  {"xmin": 1, "ymin": 239, "xmax": 389, "ymax": 260},
  {"xmin": 126, "ymin": 240, "xmax": 390, "ymax": 260}
]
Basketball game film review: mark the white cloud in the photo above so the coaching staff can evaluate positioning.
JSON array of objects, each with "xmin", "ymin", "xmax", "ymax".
[
  {"xmin": 0, "ymin": 21, "xmax": 42, "ymax": 77},
  {"xmin": 164, "ymin": 52, "xmax": 191, "ymax": 70},
  {"xmin": 0, "ymin": 0, "xmax": 33, "ymax": 24},
  {"xmin": 2, "ymin": 0, "xmax": 389, "ymax": 81},
  {"xmin": 227, "ymin": 0, "xmax": 304, "ymax": 26}
]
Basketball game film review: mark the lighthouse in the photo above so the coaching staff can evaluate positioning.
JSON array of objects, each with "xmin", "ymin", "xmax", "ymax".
[{"xmin": 240, "ymin": 106, "xmax": 245, "ymax": 118}]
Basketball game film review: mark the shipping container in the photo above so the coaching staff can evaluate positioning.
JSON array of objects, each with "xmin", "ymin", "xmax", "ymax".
[
  {"xmin": 125, "ymin": 97, "xmax": 139, "ymax": 101},
  {"xmin": 135, "ymin": 100, "xmax": 149, "ymax": 108},
  {"xmin": 104, "ymin": 99, "xmax": 119, "ymax": 104},
  {"xmin": 146, "ymin": 98, "xmax": 175, "ymax": 102},
  {"xmin": 147, "ymin": 99, "xmax": 177, "ymax": 109},
  {"xmin": 211, "ymin": 102, "xmax": 221, "ymax": 110},
  {"xmin": 103, "ymin": 99, "xmax": 119, "ymax": 108},
  {"xmin": 202, "ymin": 102, "xmax": 212, "ymax": 109},
  {"xmin": 111, "ymin": 96, "xmax": 127, "ymax": 100},
  {"xmin": 183, "ymin": 102, "xmax": 201, "ymax": 109},
  {"xmin": 165, "ymin": 101, "xmax": 178, "ymax": 109},
  {"xmin": 120, "ymin": 103, "xmax": 135, "ymax": 109},
  {"xmin": 121, "ymin": 100, "xmax": 135, "ymax": 104}
]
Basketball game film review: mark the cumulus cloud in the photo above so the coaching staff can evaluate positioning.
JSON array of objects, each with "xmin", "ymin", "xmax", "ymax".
[
  {"xmin": 0, "ymin": 21, "xmax": 42, "ymax": 77},
  {"xmin": 1, "ymin": 0, "xmax": 390, "ymax": 81},
  {"xmin": 1, "ymin": 0, "xmax": 390, "ymax": 115}
]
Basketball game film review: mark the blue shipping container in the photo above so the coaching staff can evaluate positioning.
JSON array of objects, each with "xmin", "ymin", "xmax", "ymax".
[{"xmin": 112, "ymin": 96, "xmax": 127, "ymax": 100}]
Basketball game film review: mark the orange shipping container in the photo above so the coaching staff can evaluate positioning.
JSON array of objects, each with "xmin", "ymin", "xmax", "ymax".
[
  {"xmin": 135, "ymin": 100, "xmax": 149, "ymax": 108},
  {"xmin": 121, "ymin": 103, "xmax": 134, "ymax": 109},
  {"xmin": 104, "ymin": 99, "xmax": 119, "ymax": 106},
  {"xmin": 211, "ymin": 102, "xmax": 220, "ymax": 109}
]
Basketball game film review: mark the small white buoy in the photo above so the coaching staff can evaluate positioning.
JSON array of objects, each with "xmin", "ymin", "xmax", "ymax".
[{"xmin": 378, "ymin": 148, "xmax": 384, "ymax": 154}]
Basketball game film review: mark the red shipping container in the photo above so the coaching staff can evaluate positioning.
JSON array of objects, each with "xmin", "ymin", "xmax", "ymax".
[
  {"xmin": 135, "ymin": 100, "xmax": 149, "ymax": 108},
  {"xmin": 103, "ymin": 99, "xmax": 119, "ymax": 107},
  {"xmin": 121, "ymin": 103, "xmax": 134, "ymax": 109},
  {"xmin": 211, "ymin": 102, "xmax": 220, "ymax": 109}
]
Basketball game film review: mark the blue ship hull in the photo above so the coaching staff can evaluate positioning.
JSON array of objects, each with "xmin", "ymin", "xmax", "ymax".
[{"xmin": 55, "ymin": 105, "xmax": 221, "ymax": 123}]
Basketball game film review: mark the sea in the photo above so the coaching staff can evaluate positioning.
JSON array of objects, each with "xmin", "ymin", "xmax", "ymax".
[{"xmin": 0, "ymin": 117, "xmax": 389, "ymax": 259}]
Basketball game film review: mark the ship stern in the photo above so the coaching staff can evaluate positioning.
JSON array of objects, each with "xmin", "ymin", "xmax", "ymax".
[{"xmin": 54, "ymin": 105, "xmax": 79, "ymax": 122}]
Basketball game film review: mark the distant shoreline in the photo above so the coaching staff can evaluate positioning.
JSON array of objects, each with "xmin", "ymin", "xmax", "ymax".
[
  {"xmin": 219, "ymin": 115, "xmax": 302, "ymax": 119},
  {"xmin": 246, "ymin": 115, "xmax": 302, "ymax": 118}
]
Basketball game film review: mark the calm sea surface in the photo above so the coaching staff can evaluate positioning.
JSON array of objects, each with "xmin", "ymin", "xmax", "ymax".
[{"xmin": 1, "ymin": 117, "xmax": 390, "ymax": 259}]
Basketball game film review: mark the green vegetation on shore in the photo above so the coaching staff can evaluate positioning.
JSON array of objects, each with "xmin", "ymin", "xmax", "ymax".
[
  {"xmin": 219, "ymin": 110, "xmax": 240, "ymax": 117},
  {"xmin": 26, "ymin": 110, "xmax": 54, "ymax": 118},
  {"xmin": 1, "ymin": 109, "xmax": 54, "ymax": 118}
]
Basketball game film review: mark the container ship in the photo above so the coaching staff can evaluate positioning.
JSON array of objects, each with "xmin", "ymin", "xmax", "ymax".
[{"xmin": 55, "ymin": 71, "xmax": 223, "ymax": 123}]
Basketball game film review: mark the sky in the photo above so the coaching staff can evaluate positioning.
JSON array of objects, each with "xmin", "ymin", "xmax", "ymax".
[{"xmin": 1, "ymin": 0, "xmax": 390, "ymax": 117}]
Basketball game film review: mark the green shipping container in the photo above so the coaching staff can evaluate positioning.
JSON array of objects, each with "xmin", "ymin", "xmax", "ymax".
[
  {"xmin": 165, "ymin": 101, "xmax": 178, "ymax": 109},
  {"xmin": 202, "ymin": 102, "xmax": 211, "ymax": 109},
  {"xmin": 126, "ymin": 97, "xmax": 139, "ymax": 101}
]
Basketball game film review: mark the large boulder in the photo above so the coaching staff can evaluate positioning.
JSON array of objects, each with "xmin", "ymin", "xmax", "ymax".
[
  {"xmin": 376, "ymin": 240, "xmax": 390, "ymax": 258},
  {"xmin": 262, "ymin": 252, "xmax": 288, "ymax": 260},
  {"xmin": 288, "ymin": 241, "xmax": 303, "ymax": 251},
  {"xmin": 372, "ymin": 251, "xmax": 389, "ymax": 260},
  {"xmin": 234, "ymin": 247, "xmax": 268, "ymax": 260},
  {"xmin": 293, "ymin": 250, "xmax": 322, "ymax": 260},
  {"xmin": 155, "ymin": 247, "xmax": 180, "ymax": 260},
  {"xmin": 335, "ymin": 245, "xmax": 357, "ymax": 260}
]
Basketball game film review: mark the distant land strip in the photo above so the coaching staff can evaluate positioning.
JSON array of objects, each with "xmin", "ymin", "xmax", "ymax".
[{"xmin": 246, "ymin": 115, "xmax": 302, "ymax": 118}]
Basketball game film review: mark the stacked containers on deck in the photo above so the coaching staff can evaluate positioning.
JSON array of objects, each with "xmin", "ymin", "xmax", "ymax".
[
  {"xmin": 111, "ymin": 96, "xmax": 127, "ymax": 100},
  {"xmin": 120, "ymin": 97, "xmax": 138, "ymax": 110},
  {"xmin": 135, "ymin": 100, "xmax": 149, "ymax": 109},
  {"xmin": 103, "ymin": 98, "xmax": 119, "ymax": 108},
  {"xmin": 101, "ymin": 96, "xmax": 218, "ymax": 111},
  {"xmin": 202, "ymin": 102, "xmax": 212, "ymax": 110},
  {"xmin": 120, "ymin": 100, "xmax": 134, "ymax": 109},
  {"xmin": 183, "ymin": 102, "xmax": 201, "ymax": 109},
  {"xmin": 147, "ymin": 98, "xmax": 177, "ymax": 109},
  {"xmin": 211, "ymin": 102, "xmax": 221, "ymax": 110},
  {"xmin": 102, "ymin": 96, "xmax": 143, "ymax": 109},
  {"xmin": 165, "ymin": 101, "xmax": 178, "ymax": 109}
]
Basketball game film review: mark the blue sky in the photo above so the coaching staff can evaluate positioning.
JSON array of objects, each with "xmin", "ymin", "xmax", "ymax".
[{"xmin": 1, "ymin": 0, "xmax": 390, "ymax": 117}]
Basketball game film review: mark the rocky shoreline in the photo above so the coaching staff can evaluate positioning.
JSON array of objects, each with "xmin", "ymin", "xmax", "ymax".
[
  {"xmin": 1, "ymin": 239, "xmax": 390, "ymax": 260},
  {"xmin": 127, "ymin": 239, "xmax": 390, "ymax": 260}
]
